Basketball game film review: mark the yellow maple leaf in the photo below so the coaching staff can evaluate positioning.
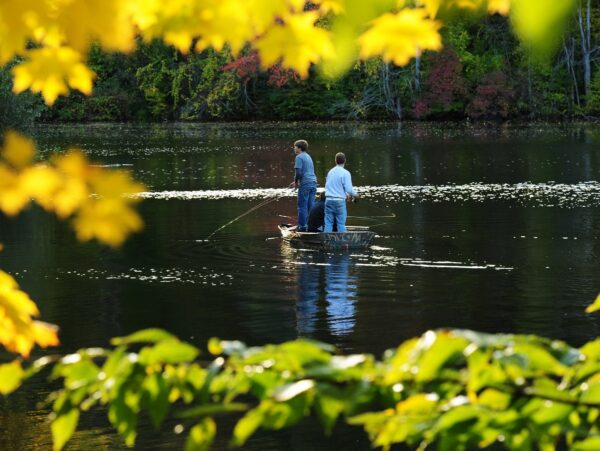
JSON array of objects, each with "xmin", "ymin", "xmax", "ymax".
[
  {"xmin": 0, "ymin": 164, "xmax": 30, "ymax": 216},
  {"xmin": 0, "ymin": 271, "xmax": 59, "ymax": 357},
  {"xmin": 488, "ymin": 0, "xmax": 510, "ymax": 15},
  {"xmin": 73, "ymin": 199, "xmax": 143, "ymax": 247},
  {"xmin": 52, "ymin": 150, "xmax": 90, "ymax": 179},
  {"xmin": 586, "ymin": 293, "xmax": 600, "ymax": 314},
  {"xmin": 2, "ymin": 131, "xmax": 35, "ymax": 168},
  {"xmin": 132, "ymin": 0, "xmax": 203, "ymax": 53},
  {"xmin": 90, "ymin": 169, "xmax": 145, "ymax": 199},
  {"xmin": 418, "ymin": 0, "xmax": 442, "ymax": 17},
  {"xmin": 0, "ymin": 0, "xmax": 51, "ymax": 64},
  {"xmin": 358, "ymin": 9, "xmax": 442, "ymax": 66},
  {"xmin": 19, "ymin": 165, "xmax": 62, "ymax": 212},
  {"xmin": 12, "ymin": 47, "xmax": 96, "ymax": 105},
  {"xmin": 255, "ymin": 11, "xmax": 335, "ymax": 78},
  {"xmin": 54, "ymin": 0, "xmax": 135, "ymax": 53},
  {"xmin": 245, "ymin": 0, "xmax": 293, "ymax": 36},
  {"xmin": 71, "ymin": 167, "xmax": 145, "ymax": 246},
  {"xmin": 309, "ymin": 0, "xmax": 345, "ymax": 15},
  {"xmin": 32, "ymin": 320, "xmax": 60, "ymax": 348},
  {"xmin": 194, "ymin": 0, "xmax": 254, "ymax": 54}
]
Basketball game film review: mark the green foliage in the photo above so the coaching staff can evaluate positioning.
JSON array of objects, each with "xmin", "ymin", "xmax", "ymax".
[
  {"xmin": 258, "ymin": 75, "xmax": 348, "ymax": 119},
  {"xmin": 9, "ymin": 328, "xmax": 600, "ymax": 450},
  {"xmin": 0, "ymin": 65, "xmax": 46, "ymax": 132},
  {"xmin": 585, "ymin": 73, "xmax": 600, "ymax": 115}
]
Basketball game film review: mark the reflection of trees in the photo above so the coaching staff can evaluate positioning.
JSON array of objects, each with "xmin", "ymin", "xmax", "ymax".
[{"xmin": 294, "ymin": 250, "xmax": 357, "ymax": 338}]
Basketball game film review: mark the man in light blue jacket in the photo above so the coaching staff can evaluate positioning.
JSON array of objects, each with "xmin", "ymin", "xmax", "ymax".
[{"xmin": 324, "ymin": 152, "xmax": 358, "ymax": 232}]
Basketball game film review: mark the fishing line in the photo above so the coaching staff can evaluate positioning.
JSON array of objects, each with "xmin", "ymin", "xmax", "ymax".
[
  {"xmin": 364, "ymin": 221, "xmax": 389, "ymax": 228},
  {"xmin": 347, "ymin": 215, "xmax": 395, "ymax": 220},
  {"xmin": 206, "ymin": 194, "xmax": 285, "ymax": 240},
  {"xmin": 347, "ymin": 203, "xmax": 396, "ymax": 220}
]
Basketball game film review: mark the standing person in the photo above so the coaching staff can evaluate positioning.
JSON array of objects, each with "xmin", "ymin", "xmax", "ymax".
[
  {"xmin": 324, "ymin": 152, "xmax": 357, "ymax": 232},
  {"xmin": 290, "ymin": 139, "xmax": 317, "ymax": 231}
]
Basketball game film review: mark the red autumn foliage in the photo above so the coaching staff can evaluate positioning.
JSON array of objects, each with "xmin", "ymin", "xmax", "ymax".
[
  {"xmin": 414, "ymin": 49, "xmax": 468, "ymax": 118},
  {"xmin": 466, "ymin": 71, "xmax": 515, "ymax": 119},
  {"xmin": 222, "ymin": 51, "xmax": 260, "ymax": 78},
  {"xmin": 223, "ymin": 51, "xmax": 299, "ymax": 87}
]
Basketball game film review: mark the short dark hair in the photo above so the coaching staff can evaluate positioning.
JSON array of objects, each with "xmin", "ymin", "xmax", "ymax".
[
  {"xmin": 294, "ymin": 140, "xmax": 308, "ymax": 152},
  {"xmin": 335, "ymin": 152, "xmax": 346, "ymax": 165}
]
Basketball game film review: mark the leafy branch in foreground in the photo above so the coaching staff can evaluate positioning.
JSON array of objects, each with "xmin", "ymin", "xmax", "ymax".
[
  {"xmin": 0, "ymin": 130, "xmax": 145, "ymax": 365},
  {"xmin": 5, "ymin": 327, "xmax": 600, "ymax": 451}
]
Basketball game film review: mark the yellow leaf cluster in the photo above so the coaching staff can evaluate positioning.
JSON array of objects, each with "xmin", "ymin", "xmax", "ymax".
[
  {"xmin": 12, "ymin": 47, "xmax": 95, "ymax": 106},
  {"xmin": 0, "ymin": 132, "xmax": 145, "ymax": 247},
  {"xmin": 358, "ymin": 9, "xmax": 442, "ymax": 66},
  {"xmin": 0, "ymin": 271, "xmax": 59, "ymax": 357},
  {"xmin": 312, "ymin": 0, "xmax": 346, "ymax": 15},
  {"xmin": 488, "ymin": 0, "xmax": 510, "ymax": 15},
  {"xmin": 0, "ymin": 0, "xmax": 52, "ymax": 64},
  {"xmin": 255, "ymin": 12, "xmax": 335, "ymax": 78},
  {"xmin": 0, "ymin": 0, "xmax": 559, "ymax": 104}
]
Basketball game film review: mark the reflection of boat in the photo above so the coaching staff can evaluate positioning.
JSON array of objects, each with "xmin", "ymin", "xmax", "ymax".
[{"xmin": 278, "ymin": 224, "xmax": 375, "ymax": 250}]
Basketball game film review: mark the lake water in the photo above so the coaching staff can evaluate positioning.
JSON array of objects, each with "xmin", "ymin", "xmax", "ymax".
[{"xmin": 1, "ymin": 122, "xmax": 600, "ymax": 449}]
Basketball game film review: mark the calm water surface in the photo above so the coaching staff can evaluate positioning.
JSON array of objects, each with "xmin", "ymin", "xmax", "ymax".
[{"xmin": 1, "ymin": 122, "xmax": 600, "ymax": 450}]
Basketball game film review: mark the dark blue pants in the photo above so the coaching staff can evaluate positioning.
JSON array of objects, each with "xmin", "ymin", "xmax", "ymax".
[{"xmin": 297, "ymin": 185, "xmax": 316, "ymax": 231}]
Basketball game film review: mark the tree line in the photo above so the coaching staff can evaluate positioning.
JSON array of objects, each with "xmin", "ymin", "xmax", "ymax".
[{"xmin": 1, "ymin": 8, "xmax": 599, "ymax": 126}]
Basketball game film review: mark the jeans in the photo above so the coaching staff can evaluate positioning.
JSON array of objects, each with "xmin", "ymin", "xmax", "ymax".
[
  {"xmin": 324, "ymin": 199, "xmax": 346, "ymax": 232},
  {"xmin": 297, "ymin": 185, "xmax": 316, "ymax": 231}
]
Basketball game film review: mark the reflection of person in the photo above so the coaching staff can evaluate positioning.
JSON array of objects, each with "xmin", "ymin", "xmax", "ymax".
[
  {"xmin": 324, "ymin": 152, "xmax": 358, "ymax": 232},
  {"xmin": 294, "ymin": 250, "xmax": 356, "ymax": 338},
  {"xmin": 290, "ymin": 139, "xmax": 317, "ymax": 232},
  {"xmin": 325, "ymin": 253, "xmax": 356, "ymax": 336},
  {"xmin": 296, "ymin": 253, "xmax": 322, "ymax": 335},
  {"xmin": 307, "ymin": 193, "xmax": 337, "ymax": 232}
]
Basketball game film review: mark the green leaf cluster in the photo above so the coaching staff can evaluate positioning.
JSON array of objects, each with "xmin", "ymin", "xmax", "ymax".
[{"xmin": 10, "ymin": 328, "xmax": 600, "ymax": 450}]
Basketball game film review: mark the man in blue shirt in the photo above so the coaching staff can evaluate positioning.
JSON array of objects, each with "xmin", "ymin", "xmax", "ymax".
[
  {"xmin": 324, "ymin": 152, "xmax": 357, "ymax": 232},
  {"xmin": 290, "ymin": 139, "xmax": 317, "ymax": 231}
]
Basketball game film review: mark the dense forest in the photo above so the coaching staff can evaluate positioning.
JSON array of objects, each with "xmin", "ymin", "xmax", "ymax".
[{"xmin": 3, "ymin": 6, "xmax": 600, "ymax": 125}]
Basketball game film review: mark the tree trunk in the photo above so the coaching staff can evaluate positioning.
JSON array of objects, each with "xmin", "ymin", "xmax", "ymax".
[
  {"xmin": 564, "ymin": 37, "xmax": 581, "ymax": 107},
  {"xmin": 414, "ymin": 54, "xmax": 421, "ymax": 92},
  {"xmin": 381, "ymin": 63, "xmax": 402, "ymax": 119},
  {"xmin": 578, "ymin": 0, "xmax": 592, "ymax": 97}
]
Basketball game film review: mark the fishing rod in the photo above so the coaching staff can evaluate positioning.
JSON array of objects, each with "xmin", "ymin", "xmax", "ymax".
[{"xmin": 206, "ymin": 192, "xmax": 289, "ymax": 240}]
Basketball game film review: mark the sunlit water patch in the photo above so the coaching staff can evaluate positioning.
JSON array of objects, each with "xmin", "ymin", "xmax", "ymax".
[
  {"xmin": 352, "ymin": 253, "xmax": 513, "ymax": 270},
  {"xmin": 137, "ymin": 181, "xmax": 600, "ymax": 208},
  {"xmin": 58, "ymin": 267, "xmax": 234, "ymax": 285}
]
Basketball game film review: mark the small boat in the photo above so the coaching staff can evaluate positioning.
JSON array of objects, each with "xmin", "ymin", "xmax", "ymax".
[{"xmin": 278, "ymin": 224, "xmax": 376, "ymax": 250}]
